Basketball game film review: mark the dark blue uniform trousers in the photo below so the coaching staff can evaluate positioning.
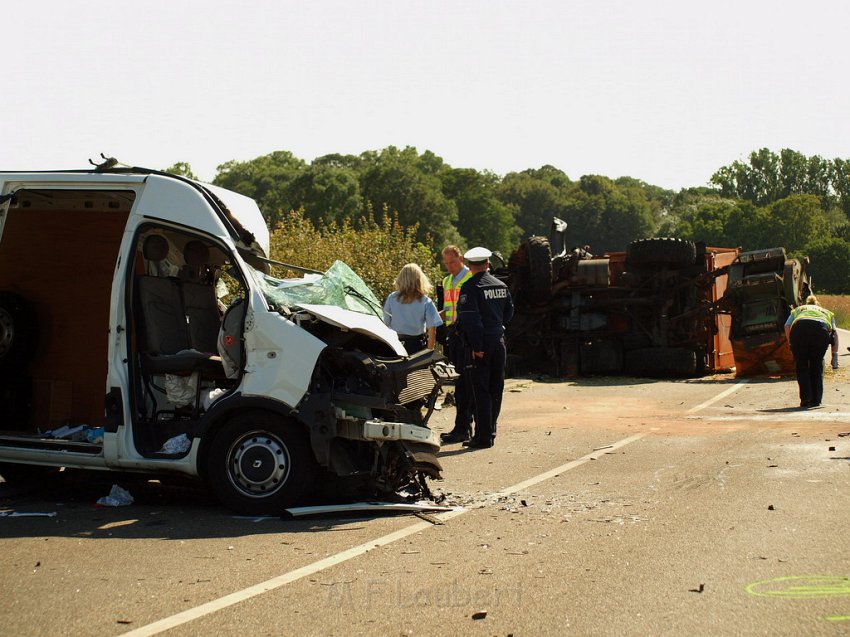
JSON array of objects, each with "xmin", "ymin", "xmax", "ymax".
[
  {"xmin": 467, "ymin": 337, "xmax": 507, "ymax": 444},
  {"xmin": 446, "ymin": 333, "xmax": 473, "ymax": 435},
  {"xmin": 790, "ymin": 319, "xmax": 831, "ymax": 406}
]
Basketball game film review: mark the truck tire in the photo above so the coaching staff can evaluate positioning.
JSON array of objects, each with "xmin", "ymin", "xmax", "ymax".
[
  {"xmin": 205, "ymin": 410, "xmax": 318, "ymax": 515},
  {"xmin": 0, "ymin": 292, "xmax": 38, "ymax": 374},
  {"xmin": 525, "ymin": 236, "xmax": 553, "ymax": 304},
  {"xmin": 627, "ymin": 238, "xmax": 696, "ymax": 268},
  {"xmin": 783, "ymin": 260, "xmax": 812, "ymax": 306},
  {"xmin": 624, "ymin": 347, "xmax": 698, "ymax": 377}
]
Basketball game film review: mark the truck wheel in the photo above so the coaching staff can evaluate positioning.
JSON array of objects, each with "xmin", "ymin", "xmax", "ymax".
[
  {"xmin": 525, "ymin": 236, "xmax": 553, "ymax": 304},
  {"xmin": 624, "ymin": 347, "xmax": 698, "ymax": 377},
  {"xmin": 783, "ymin": 260, "xmax": 812, "ymax": 306},
  {"xmin": 0, "ymin": 292, "xmax": 38, "ymax": 374},
  {"xmin": 627, "ymin": 238, "xmax": 696, "ymax": 268},
  {"xmin": 205, "ymin": 411, "xmax": 318, "ymax": 515}
]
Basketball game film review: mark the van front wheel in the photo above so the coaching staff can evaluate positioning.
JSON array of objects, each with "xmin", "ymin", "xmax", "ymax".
[{"xmin": 205, "ymin": 411, "xmax": 318, "ymax": 515}]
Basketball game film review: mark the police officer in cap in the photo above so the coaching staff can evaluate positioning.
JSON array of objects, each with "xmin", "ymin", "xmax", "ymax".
[{"xmin": 455, "ymin": 246, "xmax": 514, "ymax": 448}]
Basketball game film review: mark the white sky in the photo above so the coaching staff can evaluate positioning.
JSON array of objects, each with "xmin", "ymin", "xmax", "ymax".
[{"xmin": 3, "ymin": 0, "xmax": 849, "ymax": 191}]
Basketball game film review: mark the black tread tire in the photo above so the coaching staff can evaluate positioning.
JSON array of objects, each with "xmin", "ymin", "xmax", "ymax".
[
  {"xmin": 0, "ymin": 292, "xmax": 38, "ymax": 374},
  {"xmin": 624, "ymin": 347, "xmax": 698, "ymax": 377},
  {"xmin": 205, "ymin": 411, "xmax": 318, "ymax": 515},
  {"xmin": 627, "ymin": 238, "xmax": 697, "ymax": 268},
  {"xmin": 525, "ymin": 236, "xmax": 553, "ymax": 304}
]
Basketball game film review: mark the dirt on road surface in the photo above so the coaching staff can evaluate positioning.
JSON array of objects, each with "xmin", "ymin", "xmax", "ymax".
[{"xmin": 2, "ymin": 360, "xmax": 849, "ymax": 636}]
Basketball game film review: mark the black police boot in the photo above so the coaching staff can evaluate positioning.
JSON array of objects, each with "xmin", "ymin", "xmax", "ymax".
[{"xmin": 440, "ymin": 429, "xmax": 470, "ymax": 444}]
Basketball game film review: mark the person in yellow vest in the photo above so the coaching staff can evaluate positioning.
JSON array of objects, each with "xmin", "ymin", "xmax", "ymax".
[
  {"xmin": 783, "ymin": 295, "xmax": 839, "ymax": 408},
  {"xmin": 439, "ymin": 245, "xmax": 474, "ymax": 443}
]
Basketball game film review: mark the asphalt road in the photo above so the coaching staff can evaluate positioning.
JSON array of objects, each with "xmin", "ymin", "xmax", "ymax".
[{"xmin": 2, "ymin": 357, "xmax": 850, "ymax": 636}]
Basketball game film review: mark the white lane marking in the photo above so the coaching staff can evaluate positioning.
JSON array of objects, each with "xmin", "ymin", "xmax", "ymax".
[
  {"xmin": 122, "ymin": 380, "xmax": 747, "ymax": 636},
  {"xmin": 686, "ymin": 380, "xmax": 749, "ymax": 413},
  {"xmin": 692, "ymin": 412, "xmax": 850, "ymax": 421}
]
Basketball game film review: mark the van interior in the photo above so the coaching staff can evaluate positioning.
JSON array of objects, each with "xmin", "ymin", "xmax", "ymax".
[{"xmin": 0, "ymin": 189, "xmax": 246, "ymax": 458}]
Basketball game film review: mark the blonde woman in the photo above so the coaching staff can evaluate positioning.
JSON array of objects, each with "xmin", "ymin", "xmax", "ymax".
[{"xmin": 383, "ymin": 263, "xmax": 443, "ymax": 354}]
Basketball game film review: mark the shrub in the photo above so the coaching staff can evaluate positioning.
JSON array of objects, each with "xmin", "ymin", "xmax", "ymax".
[{"xmin": 267, "ymin": 207, "xmax": 441, "ymax": 303}]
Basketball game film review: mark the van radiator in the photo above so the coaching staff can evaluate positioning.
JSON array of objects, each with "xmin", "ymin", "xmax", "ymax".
[{"xmin": 398, "ymin": 368, "xmax": 437, "ymax": 404}]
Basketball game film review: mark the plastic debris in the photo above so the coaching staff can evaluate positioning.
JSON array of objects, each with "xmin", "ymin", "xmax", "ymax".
[
  {"xmin": 158, "ymin": 433, "xmax": 192, "ymax": 454},
  {"xmin": 44, "ymin": 424, "xmax": 87, "ymax": 440},
  {"xmin": 0, "ymin": 511, "xmax": 57, "ymax": 518},
  {"xmin": 202, "ymin": 387, "xmax": 226, "ymax": 411},
  {"xmin": 97, "ymin": 484, "xmax": 134, "ymax": 507}
]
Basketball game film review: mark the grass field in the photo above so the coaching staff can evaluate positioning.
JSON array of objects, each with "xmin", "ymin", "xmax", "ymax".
[{"xmin": 819, "ymin": 295, "xmax": 850, "ymax": 329}]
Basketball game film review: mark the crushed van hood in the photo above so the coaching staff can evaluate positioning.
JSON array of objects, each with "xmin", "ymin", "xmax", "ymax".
[{"xmin": 297, "ymin": 304, "xmax": 406, "ymax": 356}]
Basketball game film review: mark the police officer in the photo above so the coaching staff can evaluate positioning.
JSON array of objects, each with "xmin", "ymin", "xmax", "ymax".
[
  {"xmin": 455, "ymin": 246, "xmax": 514, "ymax": 449},
  {"xmin": 439, "ymin": 245, "xmax": 474, "ymax": 444},
  {"xmin": 784, "ymin": 294, "xmax": 839, "ymax": 409}
]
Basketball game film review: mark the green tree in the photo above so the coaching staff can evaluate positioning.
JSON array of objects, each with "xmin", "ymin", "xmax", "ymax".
[
  {"xmin": 724, "ymin": 201, "xmax": 771, "ymax": 250},
  {"xmin": 711, "ymin": 148, "xmax": 840, "ymax": 210},
  {"xmin": 497, "ymin": 167, "xmax": 570, "ymax": 239},
  {"xmin": 288, "ymin": 161, "xmax": 363, "ymax": 225},
  {"xmin": 358, "ymin": 146, "xmax": 460, "ymax": 248},
  {"xmin": 268, "ymin": 208, "xmax": 438, "ymax": 302},
  {"xmin": 213, "ymin": 151, "xmax": 307, "ymax": 224},
  {"xmin": 441, "ymin": 168, "xmax": 521, "ymax": 255},
  {"xmin": 662, "ymin": 195, "xmax": 738, "ymax": 247},
  {"xmin": 560, "ymin": 175, "xmax": 657, "ymax": 252},
  {"xmin": 804, "ymin": 237, "xmax": 850, "ymax": 294},
  {"xmin": 767, "ymin": 194, "xmax": 831, "ymax": 254},
  {"xmin": 163, "ymin": 162, "xmax": 198, "ymax": 180}
]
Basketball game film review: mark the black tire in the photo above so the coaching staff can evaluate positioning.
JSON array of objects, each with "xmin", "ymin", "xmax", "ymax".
[
  {"xmin": 205, "ymin": 411, "xmax": 318, "ymax": 515},
  {"xmin": 0, "ymin": 292, "xmax": 38, "ymax": 374},
  {"xmin": 579, "ymin": 340, "xmax": 623, "ymax": 374},
  {"xmin": 624, "ymin": 347, "xmax": 698, "ymax": 377},
  {"xmin": 783, "ymin": 260, "xmax": 812, "ymax": 306},
  {"xmin": 525, "ymin": 236, "xmax": 553, "ymax": 304},
  {"xmin": 627, "ymin": 238, "xmax": 696, "ymax": 268}
]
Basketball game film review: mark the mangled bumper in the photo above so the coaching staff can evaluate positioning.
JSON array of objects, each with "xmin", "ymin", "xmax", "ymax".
[{"xmin": 363, "ymin": 420, "xmax": 440, "ymax": 446}]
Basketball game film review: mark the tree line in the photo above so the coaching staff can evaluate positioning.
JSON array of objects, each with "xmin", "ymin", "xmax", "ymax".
[{"xmin": 167, "ymin": 146, "xmax": 850, "ymax": 293}]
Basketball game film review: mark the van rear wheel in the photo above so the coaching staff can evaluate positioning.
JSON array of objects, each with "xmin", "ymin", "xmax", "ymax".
[{"xmin": 205, "ymin": 411, "xmax": 318, "ymax": 515}]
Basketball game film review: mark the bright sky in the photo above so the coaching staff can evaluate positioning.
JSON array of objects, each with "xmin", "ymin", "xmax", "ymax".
[{"xmin": 4, "ymin": 1, "xmax": 849, "ymax": 191}]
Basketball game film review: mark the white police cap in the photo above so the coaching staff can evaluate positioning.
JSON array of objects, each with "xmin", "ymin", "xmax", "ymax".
[{"xmin": 464, "ymin": 246, "xmax": 492, "ymax": 263}]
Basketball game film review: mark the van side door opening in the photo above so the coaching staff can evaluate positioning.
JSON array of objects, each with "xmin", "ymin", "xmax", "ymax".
[
  {"xmin": 127, "ymin": 225, "xmax": 247, "ymax": 457},
  {"xmin": 0, "ymin": 189, "xmax": 133, "ymax": 448}
]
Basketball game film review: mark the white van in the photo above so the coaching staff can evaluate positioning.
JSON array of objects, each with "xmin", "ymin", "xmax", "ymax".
[{"xmin": 0, "ymin": 165, "xmax": 445, "ymax": 514}]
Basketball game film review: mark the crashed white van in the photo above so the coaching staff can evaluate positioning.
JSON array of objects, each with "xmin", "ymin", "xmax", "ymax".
[{"xmin": 0, "ymin": 164, "xmax": 445, "ymax": 514}]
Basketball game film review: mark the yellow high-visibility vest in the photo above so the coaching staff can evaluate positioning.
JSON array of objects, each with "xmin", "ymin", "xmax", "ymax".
[
  {"xmin": 442, "ymin": 269, "xmax": 472, "ymax": 326},
  {"xmin": 790, "ymin": 304, "xmax": 834, "ymax": 329}
]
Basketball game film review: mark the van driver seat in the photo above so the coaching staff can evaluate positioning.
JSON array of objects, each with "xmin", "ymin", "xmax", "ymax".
[{"xmin": 136, "ymin": 236, "xmax": 223, "ymax": 417}]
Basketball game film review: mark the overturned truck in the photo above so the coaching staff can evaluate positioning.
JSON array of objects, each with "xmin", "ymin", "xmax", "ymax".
[
  {"xmin": 498, "ymin": 220, "xmax": 813, "ymax": 378},
  {"xmin": 496, "ymin": 221, "xmax": 738, "ymax": 377}
]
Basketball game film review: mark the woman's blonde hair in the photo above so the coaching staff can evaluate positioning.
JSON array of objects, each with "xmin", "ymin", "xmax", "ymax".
[
  {"xmin": 395, "ymin": 263, "xmax": 433, "ymax": 304},
  {"xmin": 805, "ymin": 294, "xmax": 819, "ymax": 306}
]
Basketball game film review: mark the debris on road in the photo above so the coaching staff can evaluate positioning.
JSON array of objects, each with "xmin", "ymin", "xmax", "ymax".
[
  {"xmin": 283, "ymin": 501, "xmax": 455, "ymax": 518},
  {"xmin": 96, "ymin": 484, "xmax": 134, "ymax": 507}
]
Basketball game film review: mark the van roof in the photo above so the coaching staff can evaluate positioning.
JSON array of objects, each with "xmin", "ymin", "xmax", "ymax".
[{"xmin": 0, "ymin": 168, "xmax": 270, "ymax": 258}]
